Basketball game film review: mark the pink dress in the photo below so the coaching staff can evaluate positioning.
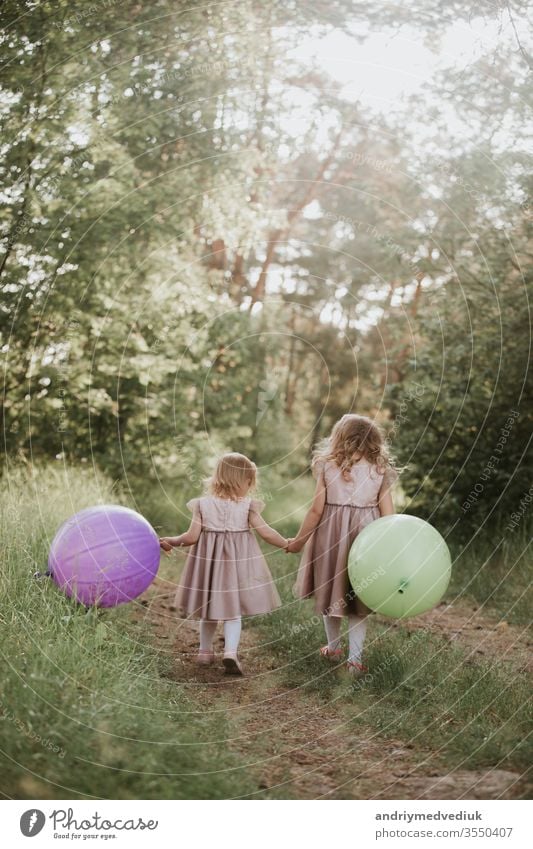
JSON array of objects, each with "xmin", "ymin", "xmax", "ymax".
[
  {"xmin": 295, "ymin": 459, "xmax": 397, "ymax": 616},
  {"xmin": 174, "ymin": 496, "xmax": 281, "ymax": 620}
]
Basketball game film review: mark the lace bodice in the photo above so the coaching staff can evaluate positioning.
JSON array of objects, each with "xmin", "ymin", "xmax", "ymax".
[{"xmin": 316, "ymin": 459, "xmax": 396, "ymax": 507}]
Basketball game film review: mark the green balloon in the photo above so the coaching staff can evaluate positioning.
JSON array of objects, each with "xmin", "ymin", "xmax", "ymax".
[{"xmin": 348, "ymin": 515, "xmax": 452, "ymax": 619}]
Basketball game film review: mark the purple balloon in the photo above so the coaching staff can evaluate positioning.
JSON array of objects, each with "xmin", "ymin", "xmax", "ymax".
[{"xmin": 48, "ymin": 505, "xmax": 160, "ymax": 607}]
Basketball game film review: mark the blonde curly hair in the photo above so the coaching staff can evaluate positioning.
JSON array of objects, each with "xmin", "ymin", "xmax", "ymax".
[{"xmin": 312, "ymin": 414, "xmax": 397, "ymax": 481}]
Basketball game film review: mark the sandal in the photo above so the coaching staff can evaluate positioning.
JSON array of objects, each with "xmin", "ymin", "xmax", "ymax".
[
  {"xmin": 196, "ymin": 650, "xmax": 215, "ymax": 666},
  {"xmin": 319, "ymin": 646, "xmax": 343, "ymax": 661},
  {"xmin": 223, "ymin": 654, "xmax": 243, "ymax": 676},
  {"xmin": 346, "ymin": 660, "xmax": 368, "ymax": 678}
]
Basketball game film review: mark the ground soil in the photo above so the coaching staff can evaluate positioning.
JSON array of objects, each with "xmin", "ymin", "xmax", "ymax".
[{"xmin": 137, "ymin": 579, "xmax": 531, "ymax": 800}]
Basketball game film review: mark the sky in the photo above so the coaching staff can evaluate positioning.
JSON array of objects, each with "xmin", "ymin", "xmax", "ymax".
[{"xmin": 290, "ymin": 15, "xmax": 526, "ymax": 113}]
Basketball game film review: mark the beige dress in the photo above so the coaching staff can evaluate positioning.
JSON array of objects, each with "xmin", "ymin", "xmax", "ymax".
[
  {"xmin": 174, "ymin": 496, "xmax": 281, "ymax": 620},
  {"xmin": 295, "ymin": 459, "xmax": 397, "ymax": 616}
]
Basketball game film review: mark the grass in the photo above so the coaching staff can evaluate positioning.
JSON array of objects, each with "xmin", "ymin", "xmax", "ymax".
[
  {"xmin": 261, "ymin": 471, "xmax": 314, "ymax": 539},
  {"xmin": 449, "ymin": 526, "xmax": 532, "ymax": 625},
  {"xmin": 357, "ymin": 626, "xmax": 532, "ymax": 773},
  {"xmin": 2, "ymin": 463, "xmax": 530, "ymax": 799},
  {"xmin": 250, "ymin": 553, "xmax": 334, "ymax": 694},
  {"xmin": 0, "ymin": 464, "xmax": 261, "ymax": 799},
  {"xmin": 252, "ymin": 550, "xmax": 532, "ymax": 778}
]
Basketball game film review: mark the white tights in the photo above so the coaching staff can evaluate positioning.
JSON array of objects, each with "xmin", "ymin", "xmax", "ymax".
[
  {"xmin": 199, "ymin": 618, "xmax": 242, "ymax": 655},
  {"xmin": 322, "ymin": 614, "xmax": 368, "ymax": 663}
]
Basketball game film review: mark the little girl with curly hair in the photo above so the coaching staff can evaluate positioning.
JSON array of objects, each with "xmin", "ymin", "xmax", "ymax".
[{"xmin": 288, "ymin": 414, "xmax": 398, "ymax": 676}]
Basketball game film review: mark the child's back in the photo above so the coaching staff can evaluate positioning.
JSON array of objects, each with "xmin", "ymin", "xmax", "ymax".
[
  {"xmin": 160, "ymin": 453, "xmax": 288, "ymax": 675},
  {"xmin": 289, "ymin": 414, "xmax": 398, "ymax": 676},
  {"xmin": 188, "ymin": 494, "xmax": 260, "ymax": 531},
  {"xmin": 319, "ymin": 457, "xmax": 395, "ymax": 508},
  {"xmin": 294, "ymin": 456, "xmax": 390, "ymax": 617},
  {"xmin": 175, "ymin": 493, "xmax": 281, "ymax": 621}
]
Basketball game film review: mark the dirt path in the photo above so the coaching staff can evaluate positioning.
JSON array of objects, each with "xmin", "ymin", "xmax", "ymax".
[
  {"xmin": 137, "ymin": 581, "xmax": 530, "ymax": 800},
  {"xmin": 414, "ymin": 600, "xmax": 532, "ymax": 673}
]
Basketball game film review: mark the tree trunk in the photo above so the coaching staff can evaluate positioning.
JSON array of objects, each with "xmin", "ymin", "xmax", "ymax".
[{"xmin": 249, "ymin": 129, "xmax": 345, "ymax": 308}]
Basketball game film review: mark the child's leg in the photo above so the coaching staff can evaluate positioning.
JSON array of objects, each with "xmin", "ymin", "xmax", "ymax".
[
  {"xmin": 223, "ymin": 617, "xmax": 242, "ymax": 656},
  {"xmin": 347, "ymin": 614, "xmax": 368, "ymax": 664},
  {"xmin": 199, "ymin": 619, "xmax": 218, "ymax": 652},
  {"xmin": 322, "ymin": 615, "xmax": 342, "ymax": 651}
]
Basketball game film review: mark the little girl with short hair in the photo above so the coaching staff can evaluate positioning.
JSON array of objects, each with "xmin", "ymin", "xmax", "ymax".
[
  {"xmin": 160, "ymin": 452, "xmax": 286, "ymax": 675},
  {"xmin": 288, "ymin": 414, "xmax": 398, "ymax": 676}
]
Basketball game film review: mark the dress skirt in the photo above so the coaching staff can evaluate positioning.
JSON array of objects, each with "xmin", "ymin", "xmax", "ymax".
[
  {"xmin": 294, "ymin": 503, "xmax": 379, "ymax": 616},
  {"xmin": 174, "ymin": 529, "xmax": 281, "ymax": 620}
]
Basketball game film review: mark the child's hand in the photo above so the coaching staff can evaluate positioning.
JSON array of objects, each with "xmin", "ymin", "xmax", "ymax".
[
  {"xmin": 159, "ymin": 538, "xmax": 173, "ymax": 552},
  {"xmin": 286, "ymin": 538, "xmax": 303, "ymax": 553}
]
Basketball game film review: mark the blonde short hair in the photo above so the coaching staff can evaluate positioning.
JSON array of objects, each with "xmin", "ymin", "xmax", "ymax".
[{"xmin": 206, "ymin": 452, "xmax": 257, "ymax": 500}]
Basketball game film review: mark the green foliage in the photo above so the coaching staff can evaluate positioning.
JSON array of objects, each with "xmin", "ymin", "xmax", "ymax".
[
  {"xmin": 389, "ymin": 256, "xmax": 532, "ymax": 534},
  {"xmin": 1, "ymin": 0, "xmax": 531, "ymax": 538}
]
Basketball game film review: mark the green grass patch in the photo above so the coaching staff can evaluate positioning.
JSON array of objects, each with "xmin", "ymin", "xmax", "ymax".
[
  {"xmin": 0, "ymin": 464, "xmax": 261, "ymax": 799},
  {"xmin": 355, "ymin": 626, "xmax": 532, "ymax": 773},
  {"xmin": 449, "ymin": 526, "xmax": 532, "ymax": 624},
  {"xmin": 262, "ymin": 472, "xmax": 314, "ymax": 539},
  {"xmin": 250, "ymin": 551, "xmax": 347, "ymax": 695}
]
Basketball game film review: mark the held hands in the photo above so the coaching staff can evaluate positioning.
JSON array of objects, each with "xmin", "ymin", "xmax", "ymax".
[{"xmin": 285, "ymin": 537, "xmax": 304, "ymax": 554}]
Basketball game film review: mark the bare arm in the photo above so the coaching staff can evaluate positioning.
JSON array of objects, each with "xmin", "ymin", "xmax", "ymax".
[
  {"xmin": 378, "ymin": 478, "xmax": 395, "ymax": 517},
  {"xmin": 160, "ymin": 510, "xmax": 202, "ymax": 550},
  {"xmin": 249, "ymin": 510, "xmax": 287, "ymax": 548},
  {"xmin": 286, "ymin": 474, "xmax": 326, "ymax": 553}
]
